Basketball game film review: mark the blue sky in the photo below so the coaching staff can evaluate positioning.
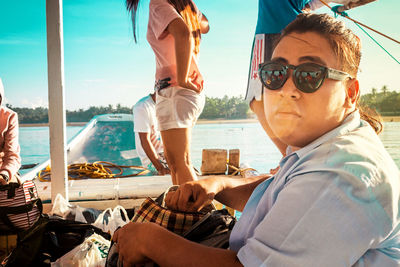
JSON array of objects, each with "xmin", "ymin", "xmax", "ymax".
[{"xmin": 0, "ymin": 0, "xmax": 399, "ymax": 110}]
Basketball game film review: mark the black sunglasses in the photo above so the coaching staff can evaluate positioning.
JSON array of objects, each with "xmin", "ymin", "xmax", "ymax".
[{"xmin": 258, "ymin": 61, "xmax": 352, "ymax": 93}]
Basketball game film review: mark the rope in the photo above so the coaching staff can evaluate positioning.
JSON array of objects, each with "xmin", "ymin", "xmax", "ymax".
[
  {"xmin": 319, "ymin": 0, "xmax": 400, "ymax": 64},
  {"xmin": 227, "ymin": 164, "xmax": 258, "ymax": 177},
  {"xmin": 320, "ymin": 0, "xmax": 400, "ymax": 44},
  {"xmin": 353, "ymin": 21, "xmax": 400, "ymax": 65},
  {"xmin": 37, "ymin": 161, "xmax": 150, "ymax": 182}
]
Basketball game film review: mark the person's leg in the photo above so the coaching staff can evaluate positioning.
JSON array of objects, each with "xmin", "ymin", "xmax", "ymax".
[
  {"xmin": 250, "ymin": 98, "xmax": 287, "ymax": 156},
  {"xmin": 161, "ymin": 127, "xmax": 197, "ymax": 185}
]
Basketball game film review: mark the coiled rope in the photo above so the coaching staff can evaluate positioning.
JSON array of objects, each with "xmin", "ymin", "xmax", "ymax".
[
  {"xmin": 37, "ymin": 161, "xmax": 150, "ymax": 182},
  {"xmin": 227, "ymin": 164, "xmax": 258, "ymax": 177},
  {"xmin": 319, "ymin": 0, "xmax": 400, "ymax": 64}
]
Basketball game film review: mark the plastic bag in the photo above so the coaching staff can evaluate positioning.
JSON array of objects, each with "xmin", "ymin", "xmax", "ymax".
[
  {"xmin": 92, "ymin": 205, "xmax": 129, "ymax": 235},
  {"xmin": 50, "ymin": 194, "xmax": 102, "ymax": 224},
  {"xmin": 51, "ymin": 232, "xmax": 110, "ymax": 267}
]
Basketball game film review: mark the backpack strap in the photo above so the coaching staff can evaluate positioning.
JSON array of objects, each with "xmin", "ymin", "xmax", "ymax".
[{"xmin": 0, "ymin": 182, "xmax": 20, "ymax": 199}]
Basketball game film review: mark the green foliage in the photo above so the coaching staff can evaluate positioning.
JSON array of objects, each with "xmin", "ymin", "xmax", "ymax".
[
  {"xmin": 9, "ymin": 87, "xmax": 400, "ymax": 124},
  {"xmin": 199, "ymin": 95, "xmax": 250, "ymax": 119},
  {"xmin": 7, "ymin": 104, "xmax": 133, "ymax": 124},
  {"xmin": 360, "ymin": 86, "xmax": 400, "ymax": 116},
  {"xmin": 9, "ymin": 95, "xmax": 251, "ymax": 124}
]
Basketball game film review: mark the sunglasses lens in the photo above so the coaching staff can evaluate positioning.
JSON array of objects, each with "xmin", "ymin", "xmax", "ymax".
[
  {"xmin": 260, "ymin": 63, "xmax": 287, "ymax": 90},
  {"xmin": 294, "ymin": 64, "xmax": 326, "ymax": 93}
]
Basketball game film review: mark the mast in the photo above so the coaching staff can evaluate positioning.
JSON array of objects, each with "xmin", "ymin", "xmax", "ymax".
[{"xmin": 46, "ymin": 0, "xmax": 69, "ymax": 201}]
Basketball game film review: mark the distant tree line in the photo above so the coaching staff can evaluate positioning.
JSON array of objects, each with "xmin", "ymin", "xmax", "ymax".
[
  {"xmin": 8, "ymin": 104, "xmax": 131, "ymax": 124},
  {"xmin": 360, "ymin": 86, "xmax": 400, "ymax": 116},
  {"xmin": 8, "ymin": 87, "xmax": 399, "ymax": 124},
  {"xmin": 8, "ymin": 95, "xmax": 251, "ymax": 124}
]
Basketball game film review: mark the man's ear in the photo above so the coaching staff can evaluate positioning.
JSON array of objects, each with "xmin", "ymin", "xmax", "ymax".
[{"xmin": 345, "ymin": 79, "xmax": 359, "ymax": 108}]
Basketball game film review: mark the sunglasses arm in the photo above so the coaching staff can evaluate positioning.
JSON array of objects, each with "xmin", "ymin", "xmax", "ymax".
[{"xmin": 327, "ymin": 68, "xmax": 351, "ymax": 81}]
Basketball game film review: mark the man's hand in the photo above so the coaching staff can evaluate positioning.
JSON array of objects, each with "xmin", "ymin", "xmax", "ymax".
[
  {"xmin": 165, "ymin": 177, "xmax": 221, "ymax": 212},
  {"xmin": 113, "ymin": 222, "xmax": 153, "ymax": 266},
  {"xmin": 155, "ymin": 161, "xmax": 170, "ymax": 176}
]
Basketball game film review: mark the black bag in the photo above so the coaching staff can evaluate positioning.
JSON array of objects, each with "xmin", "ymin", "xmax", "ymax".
[
  {"xmin": 2, "ymin": 214, "xmax": 111, "ymax": 267},
  {"xmin": 183, "ymin": 208, "xmax": 236, "ymax": 248}
]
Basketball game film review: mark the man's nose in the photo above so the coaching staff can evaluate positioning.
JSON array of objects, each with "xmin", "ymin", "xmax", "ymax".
[{"xmin": 279, "ymin": 73, "xmax": 301, "ymax": 99}]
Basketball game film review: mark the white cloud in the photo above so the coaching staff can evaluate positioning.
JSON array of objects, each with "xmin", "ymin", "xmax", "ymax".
[
  {"xmin": 20, "ymin": 97, "xmax": 48, "ymax": 108},
  {"xmin": 83, "ymin": 79, "xmax": 106, "ymax": 84},
  {"xmin": 0, "ymin": 37, "xmax": 39, "ymax": 45}
]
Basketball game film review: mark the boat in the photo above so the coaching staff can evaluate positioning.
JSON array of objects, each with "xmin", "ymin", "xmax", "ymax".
[{"xmin": 22, "ymin": 113, "xmax": 173, "ymax": 212}]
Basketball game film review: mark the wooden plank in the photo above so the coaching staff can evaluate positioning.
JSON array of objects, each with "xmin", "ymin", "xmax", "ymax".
[{"xmin": 201, "ymin": 149, "xmax": 227, "ymax": 175}]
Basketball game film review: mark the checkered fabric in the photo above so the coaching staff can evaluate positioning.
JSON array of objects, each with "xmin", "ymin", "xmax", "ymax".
[{"xmin": 132, "ymin": 197, "xmax": 204, "ymax": 235}]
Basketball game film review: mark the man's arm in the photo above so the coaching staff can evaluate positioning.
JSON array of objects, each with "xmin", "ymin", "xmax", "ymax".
[
  {"xmin": 114, "ymin": 222, "xmax": 243, "ymax": 267},
  {"xmin": 165, "ymin": 175, "xmax": 271, "ymax": 212},
  {"xmin": 138, "ymin": 132, "xmax": 169, "ymax": 175},
  {"xmin": 216, "ymin": 175, "xmax": 270, "ymax": 211}
]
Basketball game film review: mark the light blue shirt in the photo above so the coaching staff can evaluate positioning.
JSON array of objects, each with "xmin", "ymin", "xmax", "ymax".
[{"xmin": 230, "ymin": 111, "xmax": 400, "ymax": 266}]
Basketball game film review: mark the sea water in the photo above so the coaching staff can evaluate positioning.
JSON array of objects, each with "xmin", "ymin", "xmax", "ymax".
[{"xmin": 19, "ymin": 122, "xmax": 400, "ymax": 174}]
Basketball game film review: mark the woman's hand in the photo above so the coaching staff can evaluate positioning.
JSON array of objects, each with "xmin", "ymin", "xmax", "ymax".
[
  {"xmin": 178, "ymin": 72, "xmax": 203, "ymax": 93},
  {"xmin": 165, "ymin": 177, "xmax": 221, "ymax": 212},
  {"xmin": 0, "ymin": 174, "xmax": 9, "ymax": 185},
  {"xmin": 0, "ymin": 177, "xmax": 7, "ymax": 185}
]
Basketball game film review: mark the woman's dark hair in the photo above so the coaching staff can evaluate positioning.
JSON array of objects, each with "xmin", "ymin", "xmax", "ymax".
[
  {"xmin": 126, "ymin": 0, "xmax": 201, "ymax": 53},
  {"xmin": 126, "ymin": 0, "xmax": 140, "ymax": 42},
  {"xmin": 277, "ymin": 13, "xmax": 382, "ymax": 134}
]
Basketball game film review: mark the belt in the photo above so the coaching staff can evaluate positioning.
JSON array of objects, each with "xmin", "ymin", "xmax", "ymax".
[{"xmin": 155, "ymin": 77, "xmax": 171, "ymax": 91}]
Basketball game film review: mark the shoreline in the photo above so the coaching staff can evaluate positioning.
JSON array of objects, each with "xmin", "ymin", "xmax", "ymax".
[
  {"xmin": 19, "ymin": 116, "xmax": 400, "ymax": 127},
  {"xmin": 19, "ymin": 119, "xmax": 259, "ymax": 127}
]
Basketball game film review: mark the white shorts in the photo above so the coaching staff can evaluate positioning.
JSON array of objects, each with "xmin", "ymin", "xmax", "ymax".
[
  {"xmin": 156, "ymin": 86, "xmax": 205, "ymax": 131},
  {"xmin": 245, "ymin": 33, "xmax": 281, "ymax": 103}
]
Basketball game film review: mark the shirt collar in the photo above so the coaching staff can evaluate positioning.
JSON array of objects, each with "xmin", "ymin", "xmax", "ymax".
[
  {"xmin": 149, "ymin": 94, "xmax": 156, "ymax": 104},
  {"xmin": 282, "ymin": 110, "xmax": 361, "ymax": 163}
]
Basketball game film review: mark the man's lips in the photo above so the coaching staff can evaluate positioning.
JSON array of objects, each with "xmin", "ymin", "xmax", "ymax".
[{"xmin": 275, "ymin": 111, "xmax": 301, "ymax": 117}]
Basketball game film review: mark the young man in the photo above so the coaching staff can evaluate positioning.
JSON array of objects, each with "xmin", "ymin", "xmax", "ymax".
[
  {"xmin": 246, "ymin": 0, "xmax": 373, "ymax": 157},
  {"xmin": 115, "ymin": 14, "xmax": 400, "ymax": 266},
  {"xmin": 133, "ymin": 93, "xmax": 169, "ymax": 175}
]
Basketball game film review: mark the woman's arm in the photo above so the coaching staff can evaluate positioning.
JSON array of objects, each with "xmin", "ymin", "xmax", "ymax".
[
  {"xmin": 114, "ymin": 222, "xmax": 243, "ymax": 267},
  {"xmin": 200, "ymin": 13, "xmax": 209, "ymax": 34},
  {"xmin": 0, "ymin": 111, "xmax": 21, "ymax": 184},
  {"xmin": 167, "ymin": 17, "xmax": 201, "ymax": 92}
]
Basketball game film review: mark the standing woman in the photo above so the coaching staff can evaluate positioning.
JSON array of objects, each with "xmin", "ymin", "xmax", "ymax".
[{"xmin": 126, "ymin": 0, "xmax": 209, "ymax": 184}]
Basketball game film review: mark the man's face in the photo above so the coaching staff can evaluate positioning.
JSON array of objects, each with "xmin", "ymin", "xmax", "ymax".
[{"xmin": 264, "ymin": 32, "xmax": 351, "ymax": 150}]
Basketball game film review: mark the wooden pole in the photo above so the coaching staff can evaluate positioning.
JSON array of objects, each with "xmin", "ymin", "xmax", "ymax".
[{"xmin": 46, "ymin": 0, "xmax": 69, "ymax": 201}]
